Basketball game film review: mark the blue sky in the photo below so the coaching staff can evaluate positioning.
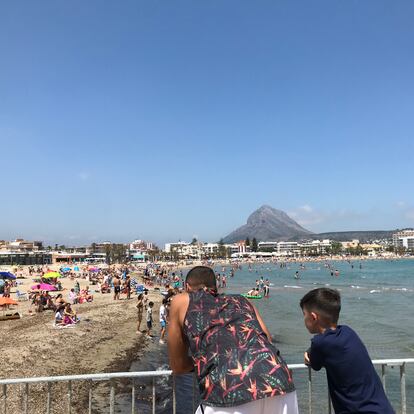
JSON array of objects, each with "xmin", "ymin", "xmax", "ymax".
[{"xmin": 1, "ymin": 1, "xmax": 414, "ymax": 246}]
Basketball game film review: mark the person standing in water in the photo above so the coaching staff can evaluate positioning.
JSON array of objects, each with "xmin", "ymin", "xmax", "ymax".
[{"xmin": 263, "ymin": 279, "xmax": 270, "ymax": 297}]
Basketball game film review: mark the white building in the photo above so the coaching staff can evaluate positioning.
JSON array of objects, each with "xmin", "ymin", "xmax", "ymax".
[
  {"xmin": 300, "ymin": 240, "xmax": 332, "ymax": 255},
  {"xmin": 258, "ymin": 240, "xmax": 332, "ymax": 256},
  {"xmin": 393, "ymin": 230, "xmax": 414, "ymax": 251},
  {"xmin": 164, "ymin": 242, "xmax": 189, "ymax": 253}
]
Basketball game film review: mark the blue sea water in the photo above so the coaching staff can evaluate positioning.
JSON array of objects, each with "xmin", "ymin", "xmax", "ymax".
[{"xmin": 117, "ymin": 259, "xmax": 414, "ymax": 413}]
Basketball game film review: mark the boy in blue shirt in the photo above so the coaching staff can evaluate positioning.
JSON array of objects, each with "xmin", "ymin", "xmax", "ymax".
[{"xmin": 300, "ymin": 288, "xmax": 394, "ymax": 414}]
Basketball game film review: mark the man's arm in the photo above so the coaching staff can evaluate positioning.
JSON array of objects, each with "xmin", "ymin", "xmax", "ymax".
[
  {"xmin": 252, "ymin": 304, "xmax": 272, "ymax": 342},
  {"xmin": 167, "ymin": 293, "xmax": 194, "ymax": 375}
]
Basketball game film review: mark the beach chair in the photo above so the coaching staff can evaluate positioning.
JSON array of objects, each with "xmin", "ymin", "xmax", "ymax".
[{"xmin": 16, "ymin": 290, "xmax": 28, "ymax": 301}]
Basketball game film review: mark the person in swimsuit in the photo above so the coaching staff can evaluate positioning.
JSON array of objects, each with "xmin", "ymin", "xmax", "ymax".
[
  {"xmin": 136, "ymin": 293, "xmax": 144, "ymax": 333},
  {"xmin": 168, "ymin": 266, "xmax": 298, "ymax": 414},
  {"xmin": 113, "ymin": 275, "xmax": 121, "ymax": 300}
]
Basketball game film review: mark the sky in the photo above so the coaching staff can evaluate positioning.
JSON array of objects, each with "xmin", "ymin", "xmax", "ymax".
[{"xmin": 1, "ymin": 1, "xmax": 414, "ymax": 246}]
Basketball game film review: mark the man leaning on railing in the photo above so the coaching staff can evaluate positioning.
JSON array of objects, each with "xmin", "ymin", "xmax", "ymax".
[{"xmin": 168, "ymin": 266, "xmax": 299, "ymax": 414}]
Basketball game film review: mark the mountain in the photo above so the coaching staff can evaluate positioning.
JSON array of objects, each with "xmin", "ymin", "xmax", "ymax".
[{"xmin": 222, "ymin": 205, "xmax": 313, "ymax": 243}]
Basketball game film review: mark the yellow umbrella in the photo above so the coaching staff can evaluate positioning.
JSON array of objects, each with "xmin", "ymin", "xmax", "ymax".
[{"xmin": 43, "ymin": 271, "xmax": 62, "ymax": 279}]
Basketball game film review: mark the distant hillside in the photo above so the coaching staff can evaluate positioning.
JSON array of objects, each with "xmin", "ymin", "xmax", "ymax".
[
  {"xmin": 222, "ymin": 205, "xmax": 313, "ymax": 243},
  {"xmin": 313, "ymin": 230, "xmax": 394, "ymax": 242},
  {"xmin": 289, "ymin": 230, "xmax": 395, "ymax": 242}
]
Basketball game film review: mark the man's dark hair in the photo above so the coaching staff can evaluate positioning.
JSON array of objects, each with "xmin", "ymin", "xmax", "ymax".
[
  {"xmin": 300, "ymin": 288, "xmax": 341, "ymax": 324},
  {"xmin": 186, "ymin": 266, "xmax": 217, "ymax": 290}
]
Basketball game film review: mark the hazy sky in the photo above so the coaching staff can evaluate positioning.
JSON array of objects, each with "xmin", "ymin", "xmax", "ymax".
[{"xmin": 1, "ymin": 1, "xmax": 414, "ymax": 246}]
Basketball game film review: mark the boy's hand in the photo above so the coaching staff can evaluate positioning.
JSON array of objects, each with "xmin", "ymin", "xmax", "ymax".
[{"xmin": 304, "ymin": 351, "xmax": 311, "ymax": 365}]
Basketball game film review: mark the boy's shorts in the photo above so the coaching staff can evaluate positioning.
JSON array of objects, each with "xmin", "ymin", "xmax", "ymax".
[
  {"xmin": 195, "ymin": 391, "xmax": 298, "ymax": 414},
  {"xmin": 146, "ymin": 321, "xmax": 152, "ymax": 329},
  {"xmin": 160, "ymin": 320, "xmax": 166, "ymax": 328}
]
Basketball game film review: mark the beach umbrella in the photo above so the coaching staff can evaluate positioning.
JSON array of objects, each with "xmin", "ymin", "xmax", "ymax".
[
  {"xmin": 0, "ymin": 297, "xmax": 18, "ymax": 318},
  {"xmin": 88, "ymin": 267, "xmax": 100, "ymax": 272},
  {"xmin": 74, "ymin": 266, "xmax": 80, "ymax": 272},
  {"xmin": 0, "ymin": 297, "xmax": 18, "ymax": 306},
  {"xmin": 43, "ymin": 272, "xmax": 62, "ymax": 279},
  {"xmin": 61, "ymin": 267, "xmax": 71, "ymax": 272},
  {"xmin": 0, "ymin": 272, "xmax": 16, "ymax": 280},
  {"xmin": 31, "ymin": 283, "xmax": 57, "ymax": 291}
]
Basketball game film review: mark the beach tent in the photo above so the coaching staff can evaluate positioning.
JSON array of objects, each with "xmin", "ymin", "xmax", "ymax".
[
  {"xmin": 43, "ymin": 272, "xmax": 62, "ymax": 279},
  {"xmin": 0, "ymin": 272, "xmax": 16, "ymax": 280}
]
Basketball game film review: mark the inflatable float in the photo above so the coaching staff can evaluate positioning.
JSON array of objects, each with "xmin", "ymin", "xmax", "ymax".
[{"xmin": 241, "ymin": 293, "xmax": 263, "ymax": 299}]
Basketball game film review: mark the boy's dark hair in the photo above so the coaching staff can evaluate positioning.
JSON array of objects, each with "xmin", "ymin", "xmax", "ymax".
[
  {"xmin": 148, "ymin": 301, "xmax": 154, "ymax": 307},
  {"xmin": 300, "ymin": 288, "xmax": 341, "ymax": 324},
  {"xmin": 186, "ymin": 266, "xmax": 217, "ymax": 290}
]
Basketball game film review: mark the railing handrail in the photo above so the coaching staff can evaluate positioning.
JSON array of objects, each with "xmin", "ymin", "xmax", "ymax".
[{"xmin": 1, "ymin": 358, "xmax": 413, "ymax": 385}]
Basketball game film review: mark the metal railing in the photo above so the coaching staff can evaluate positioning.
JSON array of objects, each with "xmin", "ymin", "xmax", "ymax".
[{"xmin": 0, "ymin": 358, "xmax": 413, "ymax": 414}]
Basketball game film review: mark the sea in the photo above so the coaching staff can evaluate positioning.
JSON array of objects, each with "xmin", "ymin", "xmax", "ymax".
[{"xmin": 111, "ymin": 259, "xmax": 414, "ymax": 413}]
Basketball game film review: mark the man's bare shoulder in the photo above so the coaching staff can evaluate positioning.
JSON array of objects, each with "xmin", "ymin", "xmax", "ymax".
[{"xmin": 170, "ymin": 292, "xmax": 190, "ymax": 309}]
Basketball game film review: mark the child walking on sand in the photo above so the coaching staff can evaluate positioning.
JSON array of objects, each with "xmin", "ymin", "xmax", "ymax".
[{"xmin": 300, "ymin": 288, "xmax": 394, "ymax": 414}]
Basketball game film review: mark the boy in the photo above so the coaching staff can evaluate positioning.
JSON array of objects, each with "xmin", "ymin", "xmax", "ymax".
[
  {"xmin": 300, "ymin": 288, "xmax": 394, "ymax": 414},
  {"xmin": 146, "ymin": 301, "xmax": 154, "ymax": 337}
]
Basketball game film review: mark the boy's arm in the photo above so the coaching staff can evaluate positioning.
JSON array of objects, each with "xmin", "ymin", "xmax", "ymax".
[
  {"xmin": 167, "ymin": 293, "xmax": 194, "ymax": 375},
  {"xmin": 306, "ymin": 338, "xmax": 324, "ymax": 371}
]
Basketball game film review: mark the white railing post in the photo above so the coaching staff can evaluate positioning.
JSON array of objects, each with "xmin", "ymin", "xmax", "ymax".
[
  {"xmin": 46, "ymin": 382, "xmax": 51, "ymax": 414},
  {"xmin": 2, "ymin": 384, "xmax": 6, "ymax": 414},
  {"xmin": 172, "ymin": 375, "xmax": 177, "ymax": 414},
  {"xmin": 307, "ymin": 366, "xmax": 312, "ymax": 414},
  {"xmin": 88, "ymin": 381, "xmax": 93, "ymax": 414},
  {"xmin": 22, "ymin": 383, "xmax": 28, "ymax": 414},
  {"xmin": 131, "ymin": 379, "xmax": 135, "ymax": 414},
  {"xmin": 109, "ymin": 380, "xmax": 115, "ymax": 414},
  {"xmin": 152, "ymin": 377, "xmax": 156, "ymax": 414},
  {"xmin": 67, "ymin": 380, "xmax": 72, "ymax": 414},
  {"xmin": 400, "ymin": 363, "xmax": 406, "ymax": 414}
]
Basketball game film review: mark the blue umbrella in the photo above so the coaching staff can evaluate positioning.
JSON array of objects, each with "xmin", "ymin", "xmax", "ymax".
[
  {"xmin": 0, "ymin": 272, "xmax": 16, "ymax": 280},
  {"xmin": 61, "ymin": 267, "xmax": 71, "ymax": 272}
]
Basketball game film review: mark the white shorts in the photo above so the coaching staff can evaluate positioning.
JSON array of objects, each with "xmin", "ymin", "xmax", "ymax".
[{"xmin": 195, "ymin": 391, "xmax": 299, "ymax": 414}]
